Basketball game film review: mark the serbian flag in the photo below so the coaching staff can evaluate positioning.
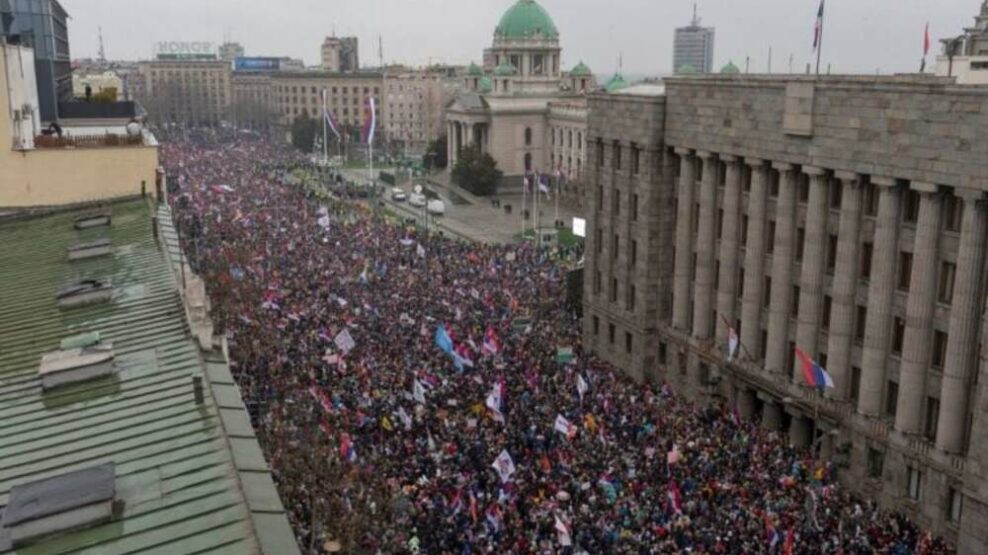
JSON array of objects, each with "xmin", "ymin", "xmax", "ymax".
[
  {"xmin": 812, "ymin": 0, "xmax": 825, "ymax": 51},
  {"xmin": 361, "ymin": 96, "xmax": 377, "ymax": 145},
  {"xmin": 321, "ymin": 89, "xmax": 341, "ymax": 141},
  {"xmin": 339, "ymin": 432, "xmax": 356, "ymax": 462},
  {"xmin": 795, "ymin": 346, "xmax": 835, "ymax": 390},
  {"xmin": 554, "ymin": 414, "xmax": 577, "ymax": 439},
  {"xmin": 482, "ymin": 325, "xmax": 501, "ymax": 355}
]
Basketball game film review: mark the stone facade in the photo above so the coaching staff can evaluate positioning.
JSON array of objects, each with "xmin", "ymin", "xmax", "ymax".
[
  {"xmin": 137, "ymin": 60, "xmax": 232, "ymax": 126},
  {"xmin": 583, "ymin": 74, "xmax": 988, "ymax": 553}
]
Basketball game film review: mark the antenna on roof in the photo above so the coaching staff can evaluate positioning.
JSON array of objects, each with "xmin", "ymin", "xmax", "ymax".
[
  {"xmin": 692, "ymin": 2, "xmax": 701, "ymax": 26},
  {"xmin": 379, "ymin": 35, "xmax": 384, "ymax": 68},
  {"xmin": 98, "ymin": 26, "xmax": 106, "ymax": 64}
]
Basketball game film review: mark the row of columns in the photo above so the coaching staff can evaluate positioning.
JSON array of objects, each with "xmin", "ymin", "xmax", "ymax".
[
  {"xmin": 669, "ymin": 148, "xmax": 988, "ymax": 454},
  {"xmin": 446, "ymin": 121, "xmax": 487, "ymax": 168}
]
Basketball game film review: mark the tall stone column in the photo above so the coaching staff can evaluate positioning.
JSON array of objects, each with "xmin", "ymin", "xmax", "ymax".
[
  {"xmin": 825, "ymin": 173, "xmax": 863, "ymax": 401},
  {"xmin": 765, "ymin": 163, "xmax": 798, "ymax": 375},
  {"xmin": 672, "ymin": 148, "xmax": 696, "ymax": 331},
  {"xmin": 858, "ymin": 178, "xmax": 902, "ymax": 417},
  {"xmin": 447, "ymin": 122, "xmax": 455, "ymax": 166},
  {"xmin": 895, "ymin": 183, "xmax": 942, "ymax": 434},
  {"xmin": 740, "ymin": 159, "xmax": 768, "ymax": 359},
  {"xmin": 716, "ymin": 156, "xmax": 743, "ymax": 346},
  {"xmin": 936, "ymin": 190, "xmax": 988, "ymax": 453},
  {"xmin": 794, "ymin": 168, "xmax": 830, "ymax": 379},
  {"xmin": 692, "ymin": 151, "xmax": 718, "ymax": 339}
]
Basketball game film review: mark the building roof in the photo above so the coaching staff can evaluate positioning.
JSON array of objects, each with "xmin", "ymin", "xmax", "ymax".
[
  {"xmin": 493, "ymin": 62, "xmax": 519, "ymax": 76},
  {"xmin": 467, "ymin": 62, "xmax": 483, "ymax": 76},
  {"xmin": 478, "ymin": 75, "xmax": 493, "ymax": 93},
  {"xmin": 0, "ymin": 199, "xmax": 299, "ymax": 555},
  {"xmin": 720, "ymin": 60, "xmax": 741, "ymax": 74},
  {"xmin": 494, "ymin": 0, "xmax": 559, "ymax": 40},
  {"xmin": 569, "ymin": 61, "xmax": 592, "ymax": 76},
  {"xmin": 605, "ymin": 73, "xmax": 629, "ymax": 92},
  {"xmin": 677, "ymin": 63, "xmax": 697, "ymax": 74}
]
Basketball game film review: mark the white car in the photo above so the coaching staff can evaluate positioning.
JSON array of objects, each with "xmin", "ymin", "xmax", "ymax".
[
  {"xmin": 391, "ymin": 188, "xmax": 407, "ymax": 202},
  {"xmin": 409, "ymin": 193, "xmax": 427, "ymax": 207},
  {"xmin": 427, "ymin": 199, "xmax": 446, "ymax": 216}
]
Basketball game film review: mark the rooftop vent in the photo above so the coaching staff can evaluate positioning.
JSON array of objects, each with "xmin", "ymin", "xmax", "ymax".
[
  {"xmin": 0, "ymin": 463, "xmax": 115, "ymax": 547},
  {"xmin": 56, "ymin": 278, "xmax": 113, "ymax": 309},
  {"xmin": 39, "ymin": 332, "xmax": 115, "ymax": 390},
  {"xmin": 73, "ymin": 213, "xmax": 111, "ymax": 230},
  {"xmin": 67, "ymin": 238, "xmax": 112, "ymax": 261}
]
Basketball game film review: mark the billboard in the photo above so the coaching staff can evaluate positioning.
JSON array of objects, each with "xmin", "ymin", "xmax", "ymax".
[
  {"xmin": 235, "ymin": 57, "xmax": 282, "ymax": 71},
  {"xmin": 154, "ymin": 41, "xmax": 216, "ymax": 60}
]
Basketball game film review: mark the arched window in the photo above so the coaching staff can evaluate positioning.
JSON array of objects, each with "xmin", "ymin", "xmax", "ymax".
[
  {"xmin": 524, "ymin": 152, "xmax": 533, "ymax": 172},
  {"xmin": 525, "ymin": 127, "xmax": 533, "ymax": 146}
]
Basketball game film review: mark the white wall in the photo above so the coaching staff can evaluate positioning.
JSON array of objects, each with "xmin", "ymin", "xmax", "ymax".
[{"xmin": 3, "ymin": 44, "xmax": 41, "ymax": 150}]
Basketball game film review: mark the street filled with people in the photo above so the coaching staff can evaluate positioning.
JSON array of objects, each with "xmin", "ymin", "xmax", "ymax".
[{"xmin": 162, "ymin": 132, "xmax": 953, "ymax": 554}]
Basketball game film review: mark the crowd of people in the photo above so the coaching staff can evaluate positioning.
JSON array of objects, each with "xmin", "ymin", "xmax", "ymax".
[{"xmin": 161, "ymin": 132, "xmax": 953, "ymax": 554}]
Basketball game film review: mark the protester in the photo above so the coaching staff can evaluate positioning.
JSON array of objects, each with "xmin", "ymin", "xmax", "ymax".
[{"xmin": 162, "ymin": 132, "xmax": 953, "ymax": 555}]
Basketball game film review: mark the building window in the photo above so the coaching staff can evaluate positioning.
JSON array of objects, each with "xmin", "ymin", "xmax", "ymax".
[
  {"xmin": 791, "ymin": 286, "xmax": 800, "ymax": 317},
  {"xmin": 938, "ymin": 262, "xmax": 956, "ymax": 304},
  {"xmin": 594, "ymin": 270, "xmax": 602, "ymax": 294},
  {"xmin": 632, "ymin": 194, "xmax": 639, "ymax": 221},
  {"xmin": 830, "ymin": 180, "xmax": 843, "ymax": 208},
  {"xmin": 860, "ymin": 242, "xmax": 873, "ymax": 279},
  {"xmin": 903, "ymin": 190, "xmax": 920, "ymax": 223},
  {"xmin": 855, "ymin": 306, "xmax": 867, "ymax": 343},
  {"xmin": 907, "ymin": 466, "xmax": 922, "ymax": 501},
  {"xmin": 740, "ymin": 215, "xmax": 749, "ymax": 246},
  {"xmin": 822, "ymin": 295, "xmax": 832, "ymax": 331},
  {"xmin": 524, "ymin": 127, "xmax": 533, "ymax": 146},
  {"xmin": 898, "ymin": 252, "xmax": 913, "ymax": 291},
  {"xmin": 625, "ymin": 332, "xmax": 633, "ymax": 353},
  {"xmin": 826, "ymin": 234, "xmax": 838, "ymax": 273},
  {"xmin": 767, "ymin": 221, "xmax": 776, "ymax": 253},
  {"xmin": 769, "ymin": 171, "xmax": 780, "ymax": 197},
  {"xmin": 613, "ymin": 142, "xmax": 622, "ymax": 170},
  {"xmin": 850, "ymin": 366, "xmax": 862, "ymax": 402},
  {"xmin": 948, "ymin": 488, "xmax": 964, "ymax": 523},
  {"xmin": 763, "ymin": 277, "xmax": 772, "ymax": 308},
  {"xmin": 524, "ymin": 152, "xmax": 533, "ymax": 172},
  {"xmin": 596, "ymin": 228, "xmax": 603, "ymax": 253},
  {"xmin": 717, "ymin": 210, "xmax": 724, "ymax": 240},
  {"xmin": 944, "ymin": 194, "xmax": 963, "ymax": 232},
  {"xmin": 611, "ymin": 278, "xmax": 618, "ymax": 302},
  {"xmin": 738, "ymin": 268, "xmax": 746, "ymax": 298},
  {"xmin": 932, "ymin": 330, "xmax": 948, "ymax": 370},
  {"xmin": 798, "ymin": 175, "xmax": 810, "ymax": 203},
  {"xmin": 892, "ymin": 317, "xmax": 905, "ymax": 355},
  {"xmin": 612, "ymin": 234, "xmax": 619, "ymax": 259},
  {"xmin": 631, "ymin": 240, "xmax": 638, "ymax": 266},
  {"xmin": 631, "ymin": 146, "xmax": 641, "ymax": 174},
  {"xmin": 608, "ymin": 323, "xmax": 616, "ymax": 344},
  {"xmin": 925, "ymin": 396, "xmax": 940, "ymax": 442},
  {"xmin": 613, "ymin": 190, "xmax": 621, "ymax": 215},
  {"xmin": 596, "ymin": 140, "xmax": 604, "ymax": 167},
  {"xmin": 885, "ymin": 380, "xmax": 899, "ymax": 418},
  {"xmin": 864, "ymin": 183, "xmax": 880, "ymax": 217},
  {"xmin": 627, "ymin": 285, "xmax": 636, "ymax": 311},
  {"xmin": 795, "ymin": 228, "xmax": 806, "ymax": 261},
  {"xmin": 659, "ymin": 342, "xmax": 668, "ymax": 364},
  {"xmin": 867, "ymin": 447, "xmax": 884, "ymax": 478}
]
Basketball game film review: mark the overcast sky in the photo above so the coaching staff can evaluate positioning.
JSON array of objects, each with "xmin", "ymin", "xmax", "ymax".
[{"xmin": 62, "ymin": 0, "xmax": 978, "ymax": 75}]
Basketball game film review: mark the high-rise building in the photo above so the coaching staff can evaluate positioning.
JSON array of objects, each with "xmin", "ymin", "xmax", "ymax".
[
  {"xmin": 936, "ymin": 1, "xmax": 988, "ymax": 84},
  {"xmin": 382, "ymin": 67, "xmax": 455, "ymax": 155},
  {"xmin": 0, "ymin": 0, "xmax": 71, "ymax": 122},
  {"xmin": 583, "ymin": 73, "xmax": 988, "ymax": 554},
  {"xmin": 320, "ymin": 36, "xmax": 359, "ymax": 72},
  {"xmin": 136, "ymin": 59, "xmax": 232, "ymax": 126},
  {"xmin": 672, "ymin": 4, "xmax": 714, "ymax": 74},
  {"xmin": 218, "ymin": 41, "xmax": 245, "ymax": 62}
]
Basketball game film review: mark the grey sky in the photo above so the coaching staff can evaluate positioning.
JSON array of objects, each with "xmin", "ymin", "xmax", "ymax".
[{"xmin": 62, "ymin": 0, "xmax": 978, "ymax": 75}]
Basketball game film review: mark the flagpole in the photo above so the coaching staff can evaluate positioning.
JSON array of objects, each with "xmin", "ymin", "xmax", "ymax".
[
  {"xmin": 554, "ymin": 173, "xmax": 559, "ymax": 227},
  {"xmin": 815, "ymin": 2, "xmax": 824, "ymax": 76},
  {"xmin": 322, "ymin": 89, "xmax": 328, "ymax": 163},
  {"xmin": 522, "ymin": 176, "xmax": 528, "ymax": 236}
]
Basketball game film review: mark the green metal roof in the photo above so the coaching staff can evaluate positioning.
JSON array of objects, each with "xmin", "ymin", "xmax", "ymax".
[
  {"xmin": 569, "ymin": 61, "xmax": 592, "ymax": 76},
  {"xmin": 478, "ymin": 75, "xmax": 493, "ymax": 93},
  {"xmin": 494, "ymin": 0, "xmax": 559, "ymax": 39},
  {"xmin": 467, "ymin": 62, "xmax": 483, "ymax": 76},
  {"xmin": 493, "ymin": 62, "xmax": 518, "ymax": 76},
  {"xmin": 0, "ymin": 199, "xmax": 298, "ymax": 555},
  {"xmin": 605, "ymin": 73, "xmax": 629, "ymax": 92},
  {"xmin": 720, "ymin": 60, "xmax": 741, "ymax": 74},
  {"xmin": 677, "ymin": 63, "xmax": 697, "ymax": 74}
]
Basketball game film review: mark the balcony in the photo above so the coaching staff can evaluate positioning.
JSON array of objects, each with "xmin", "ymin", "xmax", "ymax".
[{"xmin": 32, "ymin": 133, "xmax": 145, "ymax": 149}]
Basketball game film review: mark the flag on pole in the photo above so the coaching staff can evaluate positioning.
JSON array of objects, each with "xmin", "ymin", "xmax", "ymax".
[
  {"xmin": 321, "ymin": 89, "xmax": 342, "ymax": 141},
  {"xmin": 482, "ymin": 325, "xmax": 501, "ymax": 355},
  {"xmin": 334, "ymin": 329, "xmax": 356, "ymax": 354},
  {"xmin": 554, "ymin": 513, "xmax": 573, "ymax": 546},
  {"xmin": 727, "ymin": 326, "xmax": 740, "ymax": 362},
  {"xmin": 920, "ymin": 22, "xmax": 931, "ymax": 72},
  {"xmin": 795, "ymin": 346, "xmax": 835, "ymax": 390},
  {"xmin": 667, "ymin": 479, "xmax": 683, "ymax": 515},
  {"xmin": 435, "ymin": 325, "xmax": 454, "ymax": 355},
  {"xmin": 339, "ymin": 432, "xmax": 356, "ymax": 462},
  {"xmin": 361, "ymin": 96, "xmax": 377, "ymax": 145},
  {"xmin": 812, "ymin": 0, "xmax": 825, "ymax": 51},
  {"xmin": 486, "ymin": 382, "xmax": 505, "ymax": 423},
  {"xmin": 492, "ymin": 449, "xmax": 516, "ymax": 483},
  {"xmin": 413, "ymin": 379, "xmax": 427, "ymax": 404},
  {"xmin": 554, "ymin": 414, "xmax": 577, "ymax": 439},
  {"xmin": 538, "ymin": 174, "xmax": 551, "ymax": 198},
  {"xmin": 576, "ymin": 374, "xmax": 589, "ymax": 401}
]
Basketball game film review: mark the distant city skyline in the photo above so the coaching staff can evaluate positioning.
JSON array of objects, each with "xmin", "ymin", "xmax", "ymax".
[{"xmin": 63, "ymin": 0, "xmax": 976, "ymax": 75}]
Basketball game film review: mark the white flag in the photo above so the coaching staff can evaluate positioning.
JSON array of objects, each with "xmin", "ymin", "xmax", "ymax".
[
  {"xmin": 576, "ymin": 374, "xmax": 589, "ymax": 401},
  {"xmin": 727, "ymin": 326, "xmax": 740, "ymax": 362},
  {"xmin": 486, "ymin": 382, "xmax": 505, "ymax": 424},
  {"xmin": 492, "ymin": 449, "xmax": 516, "ymax": 483},
  {"xmin": 417, "ymin": 243, "xmax": 426, "ymax": 258},
  {"xmin": 554, "ymin": 513, "xmax": 572, "ymax": 546},
  {"xmin": 396, "ymin": 406, "xmax": 412, "ymax": 430},
  {"xmin": 334, "ymin": 329, "xmax": 356, "ymax": 354},
  {"xmin": 413, "ymin": 380, "xmax": 426, "ymax": 404},
  {"xmin": 554, "ymin": 414, "xmax": 576, "ymax": 439}
]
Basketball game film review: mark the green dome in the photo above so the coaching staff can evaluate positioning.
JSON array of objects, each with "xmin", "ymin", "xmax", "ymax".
[
  {"xmin": 720, "ymin": 60, "xmax": 740, "ymax": 74},
  {"xmin": 493, "ymin": 62, "xmax": 518, "ymax": 76},
  {"xmin": 570, "ymin": 61, "xmax": 592, "ymax": 76},
  {"xmin": 678, "ymin": 63, "xmax": 697, "ymax": 74},
  {"xmin": 605, "ymin": 73, "xmax": 628, "ymax": 93},
  {"xmin": 467, "ymin": 62, "xmax": 483, "ymax": 76},
  {"xmin": 495, "ymin": 0, "xmax": 559, "ymax": 40},
  {"xmin": 479, "ymin": 75, "xmax": 493, "ymax": 93}
]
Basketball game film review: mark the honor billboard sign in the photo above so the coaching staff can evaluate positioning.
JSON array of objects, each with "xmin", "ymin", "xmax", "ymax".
[{"xmin": 154, "ymin": 41, "xmax": 217, "ymax": 60}]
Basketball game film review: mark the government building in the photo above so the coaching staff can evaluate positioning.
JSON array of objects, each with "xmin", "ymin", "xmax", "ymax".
[
  {"xmin": 446, "ymin": 0, "xmax": 601, "ymax": 202},
  {"xmin": 582, "ymin": 72, "xmax": 988, "ymax": 552}
]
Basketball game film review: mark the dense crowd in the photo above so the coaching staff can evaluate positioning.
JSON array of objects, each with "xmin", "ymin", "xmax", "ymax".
[{"xmin": 162, "ymin": 132, "xmax": 953, "ymax": 554}]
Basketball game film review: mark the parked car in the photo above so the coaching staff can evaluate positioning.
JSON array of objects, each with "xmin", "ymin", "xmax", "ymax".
[
  {"xmin": 427, "ymin": 199, "xmax": 446, "ymax": 216},
  {"xmin": 409, "ymin": 193, "xmax": 427, "ymax": 207},
  {"xmin": 391, "ymin": 188, "xmax": 407, "ymax": 202}
]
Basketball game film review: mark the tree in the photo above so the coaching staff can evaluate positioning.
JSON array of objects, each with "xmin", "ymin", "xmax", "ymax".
[
  {"xmin": 451, "ymin": 146, "xmax": 502, "ymax": 196},
  {"xmin": 425, "ymin": 135, "xmax": 448, "ymax": 170},
  {"xmin": 291, "ymin": 113, "xmax": 320, "ymax": 153}
]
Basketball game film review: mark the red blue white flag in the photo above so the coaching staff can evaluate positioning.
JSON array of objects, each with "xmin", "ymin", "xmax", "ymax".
[
  {"xmin": 321, "ymin": 89, "xmax": 341, "ymax": 141},
  {"xmin": 795, "ymin": 346, "xmax": 835, "ymax": 390},
  {"xmin": 361, "ymin": 96, "xmax": 377, "ymax": 145},
  {"xmin": 812, "ymin": 0, "xmax": 825, "ymax": 51}
]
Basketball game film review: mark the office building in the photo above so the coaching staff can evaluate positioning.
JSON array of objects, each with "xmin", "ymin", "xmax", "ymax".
[
  {"xmin": 270, "ymin": 71, "xmax": 382, "ymax": 134},
  {"xmin": 0, "ymin": 0, "xmax": 70, "ymax": 121},
  {"xmin": 136, "ymin": 59, "xmax": 232, "ymax": 126},
  {"xmin": 218, "ymin": 41, "xmax": 245, "ymax": 62},
  {"xmin": 382, "ymin": 67, "xmax": 455, "ymax": 155},
  {"xmin": 672, "ymin": 5, "xmax": 714, "ymax": 74},
  {"xmin": 320, "ymin": 36, "xmax": 359, "ymax": 72},
  {"xmin": 936, "ymin": 1, "xmax": 988, "ymax": 84},
  {"xmin": 583, "ymin": 73, "xmax": 988, "ymax": 553}
]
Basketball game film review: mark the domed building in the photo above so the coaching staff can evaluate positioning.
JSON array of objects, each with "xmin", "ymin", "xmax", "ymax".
[{"xmin": 446, "ymin": 0, "xmax": 597, "ymax": 202}]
